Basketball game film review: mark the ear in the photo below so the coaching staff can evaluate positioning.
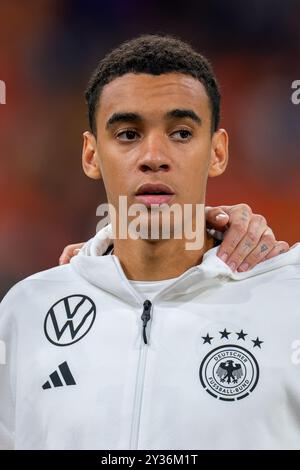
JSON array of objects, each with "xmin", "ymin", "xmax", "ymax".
[
  {"xmin": 208, "ymin": 128, "xmax": 229, "ymax": 178},
  {"xmin": 82, "ymin": 131, "xmax": 102, "ymax": 180}
]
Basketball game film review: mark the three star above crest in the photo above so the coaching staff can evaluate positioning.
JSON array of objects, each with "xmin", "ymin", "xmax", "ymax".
[
  {"xmin": 252, "ymin": 337, "xmax": 264, "ymax": 348},
  {"xmin": 236, "ymin": 329, "xmax": 247, "ymax": 340},
  {"xmin": 219, "ymin": 328, "xmax": 231, "ymax": 339},
  {"xmin": 201, "ymin": 333, "xmax": 214, "ymax": 344}
]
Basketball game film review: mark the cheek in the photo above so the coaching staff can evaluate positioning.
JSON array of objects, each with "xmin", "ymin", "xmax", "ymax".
[
  {"xmin": 100, "ymin": 161, "xmax": 130, "ymax": 203},
  {"xmin": 99, "ymin": 143, "xmax": 137, "ymax": 184},
  {"xmin": 178, "ymin": 151, "xmax": 211, "ymax": 200},
  {"xmin": 182, "ymin": 143, "xmax": 211, "ymax": 175}
]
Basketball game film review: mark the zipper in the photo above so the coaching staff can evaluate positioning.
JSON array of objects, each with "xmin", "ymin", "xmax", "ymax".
[
  {"xmin": 129, "ymin": 269, "xmax": 200, "ymax": 449},
  {"xmin": 112, "ymin": 256, "xmax": 200, "ymax": 449},
  {"xmin": 141, "ymin": 299, "xmax": 152, "ymax": 344},
  {"xmin": 130, "ymin": 299, "xmax": 153, "ymax": 450}
]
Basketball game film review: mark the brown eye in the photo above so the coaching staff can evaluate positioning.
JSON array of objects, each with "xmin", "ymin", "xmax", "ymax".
[
  {"xmin": 117, "ymin": 130, "xmax": 139, "ymax": 141},
  {"xmin": 171, "ymin": 129, "xmax": 192, "ymax": 140}
]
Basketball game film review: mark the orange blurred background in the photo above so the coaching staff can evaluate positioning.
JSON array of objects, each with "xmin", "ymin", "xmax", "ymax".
[{"xmin": 0, "ymin": 0, "xmax": 299, "ymax": 296}]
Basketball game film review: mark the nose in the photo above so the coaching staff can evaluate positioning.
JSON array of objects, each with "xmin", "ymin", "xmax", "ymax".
[{"xmin": 138, "ymin": 133, "xmax": 171, "ymax": 173}]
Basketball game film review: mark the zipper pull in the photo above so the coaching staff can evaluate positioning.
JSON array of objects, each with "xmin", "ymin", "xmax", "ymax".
[{"xmin": 141, "ymin": 299, "xmax": 152, "ymax": 345}]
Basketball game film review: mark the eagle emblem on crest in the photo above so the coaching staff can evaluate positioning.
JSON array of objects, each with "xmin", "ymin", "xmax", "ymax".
[{"xmin": 199, "ymin": 327, "xmax": 263, "ymax": 402}]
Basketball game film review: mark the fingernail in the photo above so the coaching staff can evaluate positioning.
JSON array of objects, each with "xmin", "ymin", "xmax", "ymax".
[
  {"xmin": 219, "ymin": 252, "xmax": 228, "ymax": 263},
  {"xmin": 238, "ymin": 262, "xmax": 249, "ymax": 272},
  {"xmin": 229, "ymin": 262, "xmax": 236, "ymax": 272},
  {"xmin": 216, "ymin": 213, "xmax": 228, "ymax": 221}
]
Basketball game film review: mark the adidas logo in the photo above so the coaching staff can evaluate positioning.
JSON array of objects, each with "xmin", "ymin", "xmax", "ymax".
[{"xmin": 42, "ymin": 361, "xmax": 76, "ymax": 389}]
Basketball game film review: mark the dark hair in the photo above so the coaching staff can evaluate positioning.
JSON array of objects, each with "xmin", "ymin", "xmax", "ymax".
[{"xmin": 85, "ymin": 34, "xmax": 220, "ymax": 135}]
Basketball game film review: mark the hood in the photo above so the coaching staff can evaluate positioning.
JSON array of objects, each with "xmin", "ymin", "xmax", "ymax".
[{"xmin": 70, "ymin": 224, "xmax": 300, "ymax": 305}]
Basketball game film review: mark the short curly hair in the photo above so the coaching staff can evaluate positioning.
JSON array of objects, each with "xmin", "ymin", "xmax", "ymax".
[{"xmin": 85, "ymin": 34, "xmax": 220, "ymax": 135}]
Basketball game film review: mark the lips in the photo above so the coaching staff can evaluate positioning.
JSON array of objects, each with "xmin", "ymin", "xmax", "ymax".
[{"xmin": 135, "ymin": 183, "xmax": 175, "ymax": 206}]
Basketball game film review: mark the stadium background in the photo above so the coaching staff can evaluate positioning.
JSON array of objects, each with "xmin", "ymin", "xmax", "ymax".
[{"xmin": 0, "ymin": 0, "xmax": 299, "ymax": 297}]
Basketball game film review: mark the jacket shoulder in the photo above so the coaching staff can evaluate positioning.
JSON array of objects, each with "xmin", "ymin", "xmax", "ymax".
[{"xmin": 0, "ymin": 264, "xmax": 78, "ymax": 306}]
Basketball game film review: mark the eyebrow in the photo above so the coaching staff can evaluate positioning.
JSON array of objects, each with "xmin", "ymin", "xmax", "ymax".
[
  {"xmin": 106, "ymin": 112, "xmax": 142, "ymax": 129},
  {"xmin": 165, "ymin": 109, "xmax": 202, "ymax": 125},
  {"xmin": 105, "ymin": 108, "xmax": 202, "ymax": 130}
]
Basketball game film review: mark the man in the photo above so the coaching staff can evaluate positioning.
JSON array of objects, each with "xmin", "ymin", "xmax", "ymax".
[{"xmin": 0, "ymin": 34, "xmax": 299, "ymax": 450}]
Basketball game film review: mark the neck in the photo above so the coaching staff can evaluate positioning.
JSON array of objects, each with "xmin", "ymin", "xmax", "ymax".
[{"xmin": 113, "ymin": 227, "xmax": 215, "ymax": 281}]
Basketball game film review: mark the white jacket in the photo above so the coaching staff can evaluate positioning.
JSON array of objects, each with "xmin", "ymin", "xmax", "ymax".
[{"xmin": 1, "ymin": 224, "xmax": 300, "ymax": 450}]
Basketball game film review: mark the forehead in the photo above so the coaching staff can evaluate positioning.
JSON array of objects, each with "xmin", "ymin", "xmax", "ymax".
[{"xmin": 98, "ymin": 72, "xmax": 210, "ymax": 120}]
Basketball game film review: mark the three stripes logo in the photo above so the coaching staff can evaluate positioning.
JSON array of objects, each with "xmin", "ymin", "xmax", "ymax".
[{"xmin": 42, "ymin": 361, "xmax": 76, "ymax": 390}]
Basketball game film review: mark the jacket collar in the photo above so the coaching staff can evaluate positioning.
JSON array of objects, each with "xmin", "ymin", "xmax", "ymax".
[{"xmin": 70, "ymin": 224, "xmax": 300, "ymax": 304}]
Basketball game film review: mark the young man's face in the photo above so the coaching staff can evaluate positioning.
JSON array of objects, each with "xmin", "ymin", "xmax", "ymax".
[{"xmin": 83, "ymin": 72, "xmax": 228, "ymax": 228}]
